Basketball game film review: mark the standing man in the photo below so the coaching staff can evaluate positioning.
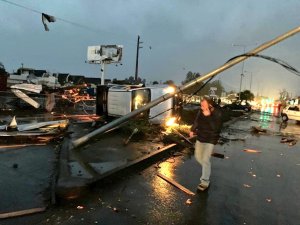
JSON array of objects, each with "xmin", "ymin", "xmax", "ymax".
[{"xmin": 189, "ymin": 96, "xmax": 223, "ymax": 191}]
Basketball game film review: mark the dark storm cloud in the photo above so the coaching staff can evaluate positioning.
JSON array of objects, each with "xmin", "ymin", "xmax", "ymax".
[{"xmin": 0, "ymin": 0, "xmax": 300, "ymax": 98}]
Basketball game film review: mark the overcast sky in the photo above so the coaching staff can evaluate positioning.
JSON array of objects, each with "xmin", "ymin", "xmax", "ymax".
[{"xmin": 1, "ymin": 0, "xmax": 300, "ymax": 98}]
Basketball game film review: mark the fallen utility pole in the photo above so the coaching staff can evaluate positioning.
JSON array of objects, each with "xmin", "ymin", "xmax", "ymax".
[{"xmin": 71, "ymin": 25, "xmax": 300, "ymax": 149}]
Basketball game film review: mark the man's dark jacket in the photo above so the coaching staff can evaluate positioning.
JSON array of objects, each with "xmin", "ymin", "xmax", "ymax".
[{"xmin": 191, "ymin": 106, "xmax": 223, "ymax": 145}]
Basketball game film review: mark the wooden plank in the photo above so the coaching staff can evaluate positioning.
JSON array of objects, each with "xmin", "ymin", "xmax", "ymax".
[
  {"xmin": 0, "ymin": 207, "xmax": 46, "ymax": 219},
  {"xmin": 157, "ymin": 172, "xmax": 195, "ymax": 196},
  {"xmin": 0, "ymin": 143, "xmax": 46, "ymax": 149},
  {"xmin": 243, "ymin": 149, "xmax": 262, "ymax": 153}
]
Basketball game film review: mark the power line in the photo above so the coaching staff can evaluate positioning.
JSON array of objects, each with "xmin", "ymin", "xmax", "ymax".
[
  {"xmin": 0, "ymin": 0, "xmax": 40, "ymax": 13},
  {"xmin": 0, "ymin": 0, "xmax": 136, "ymax": 42},
  {"xmin": 0, "ymin": 0, "xmax": 158, "ymax": 58},
  {"xmin": 227, "ymin": 53, "xmax": 300, "ymax": 77}
]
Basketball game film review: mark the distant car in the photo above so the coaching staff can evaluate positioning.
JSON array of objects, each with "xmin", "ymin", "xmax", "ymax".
[
  {"xmin": 281, "ymin": 105, "xmax": 300, "ymax": 122},
  {"xmin": 223, "ymin": 101, "xmax": 251, "ymax": 112}
]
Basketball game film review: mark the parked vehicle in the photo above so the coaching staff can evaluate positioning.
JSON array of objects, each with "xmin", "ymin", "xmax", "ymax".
[
  {"xmin": 223, "ymin": 101, "xmax": 251, "ymax": 112},
  {"xmin": 281, "ymin": 105, "xmax": 300, "ymax": 122}
]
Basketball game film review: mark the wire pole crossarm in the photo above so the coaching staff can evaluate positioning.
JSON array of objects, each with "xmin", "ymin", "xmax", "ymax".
[{"xmin": 71, "ymin": 25, "xmax": 300, "ymax": 149}]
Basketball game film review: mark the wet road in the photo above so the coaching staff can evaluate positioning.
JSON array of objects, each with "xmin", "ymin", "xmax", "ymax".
[{"xmin": 2, "ymin": 111, "xmax": 300, "ymax": 225}]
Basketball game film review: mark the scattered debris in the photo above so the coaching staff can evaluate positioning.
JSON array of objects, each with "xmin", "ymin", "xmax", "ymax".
[
  {"xmin": 280, "ymin": 137, "xmax": 297, "ymax": 146},
  {"xmin": 251, "ymin": 126, "xmax": 267, "ymax": 133},
  {"xmin": 11, "ymin": 89, "xmax": 40, "ymax": 108},
  {"xmin": 123, "ymin": 128, "xmax": 139, "ymax": 145},
  {"xmin": 0, "ymin": 117, "xmax": 69, "ymax": 144},
  {"xmin": 280, "ymin": 137, "xmax": 295, "ymax": 143},
  {"xmin": 243, "ymin": 149, "xmax": 262, "ymax": 153},
  {"xmin": 211, "ymin": 152, "xmax": 225, "ymax": 159},
  {"xmin": 157, "ymin": 173, "xmax": 195, "ymax": 196},
  {"xmin": 112, "ymin": 207, "xmax": 119, "ymax": 213},
  {"xmin": 12, "ymin": 163, "xmax": 18, "ymax": 169},
  {"xmin": 185, "ymin": 198, "xmax": 192, "ymax": 205},
  {"xmin": 288, "ymin": 140, "xmax": 297, "ymax": 146},
  {"xmin": 172, "ymin": 129, "xmax": 194, "ymax": 145}
]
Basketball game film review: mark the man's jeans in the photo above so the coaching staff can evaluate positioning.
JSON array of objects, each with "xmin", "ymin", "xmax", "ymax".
[{"xmin": 194, "ymin": 140, "xmax": 214, "ymax": 186}]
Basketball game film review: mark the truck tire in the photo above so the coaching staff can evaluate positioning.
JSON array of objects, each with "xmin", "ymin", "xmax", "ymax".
[{"xmin": 282, "ymin": 114, "xmax": 288, "ymax": 122}]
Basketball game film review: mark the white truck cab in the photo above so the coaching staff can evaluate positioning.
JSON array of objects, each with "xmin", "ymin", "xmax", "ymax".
[
  {"xmin": 281, "ymin": 105, "xmax": 300, "ymax": 122},
  {"xmin": 96, "ymin": 84, "xmax": 181, "ymax": 124}
]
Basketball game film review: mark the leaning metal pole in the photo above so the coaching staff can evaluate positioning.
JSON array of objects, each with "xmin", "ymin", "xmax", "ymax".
[{"xmin": 71, "ymin": 25, "xmax": 300, "ymax": 149}]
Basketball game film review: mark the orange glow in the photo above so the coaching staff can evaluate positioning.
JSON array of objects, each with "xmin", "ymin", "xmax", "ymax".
[
  {"xmin": 164, "ymin": 86, "xmax": 175, "ymax": 94},
  {"xmin": 159, "ymin": 161, "xmax": 173, "ymax": 178},
  {"xmin": 165, "ymin": 117, "xmax": 177, "ymax": 127},
  {"xmin": 134, "ymin": 95, "xmax": 143, "ymax": 109}
]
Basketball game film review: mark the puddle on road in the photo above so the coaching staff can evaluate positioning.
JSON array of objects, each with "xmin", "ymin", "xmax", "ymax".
[{"xmin": 223, "ymin": 112, "xmax": 300, "ymax": 142}]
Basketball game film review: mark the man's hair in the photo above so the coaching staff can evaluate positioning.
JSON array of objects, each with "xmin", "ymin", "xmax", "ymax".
[{"xmin": 201, "ymin": 96, "xmax": 216, "ymax": 107}]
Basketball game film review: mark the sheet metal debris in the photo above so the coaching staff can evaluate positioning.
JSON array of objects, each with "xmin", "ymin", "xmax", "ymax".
[{"xmin": 0, "ymin": 117, "xmax": 69, "ymax": 144}]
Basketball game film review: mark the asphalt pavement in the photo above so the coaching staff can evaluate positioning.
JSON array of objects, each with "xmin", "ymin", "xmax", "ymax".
[{"xmin": 1, "ymin": 111, "xmax": 300, "ymax": 225}]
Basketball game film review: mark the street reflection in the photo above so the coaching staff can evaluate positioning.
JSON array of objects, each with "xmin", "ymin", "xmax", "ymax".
[
  {"xmin": 279, "ymin": 122, "xmax": 300, "ymax": 139},
  {"xmin": 148, "ymin": 160, "xmax": 182, "ymax": 219},
  {"xmin": 260, "ymin": 105, "xmax": 280, "ymax": 117},
  {"xmin": 259, "ymin": 111, "xmax": 273, "ymax": 129},
  {"xmin": 151, "ymin": 161, "xmax": 175, "ymax": 202}
]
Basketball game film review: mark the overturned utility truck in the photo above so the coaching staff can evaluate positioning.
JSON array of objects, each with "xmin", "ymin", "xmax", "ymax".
[{"xmin": 95, "ymin": 84, "xmax": 182, "ymax": 124}]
